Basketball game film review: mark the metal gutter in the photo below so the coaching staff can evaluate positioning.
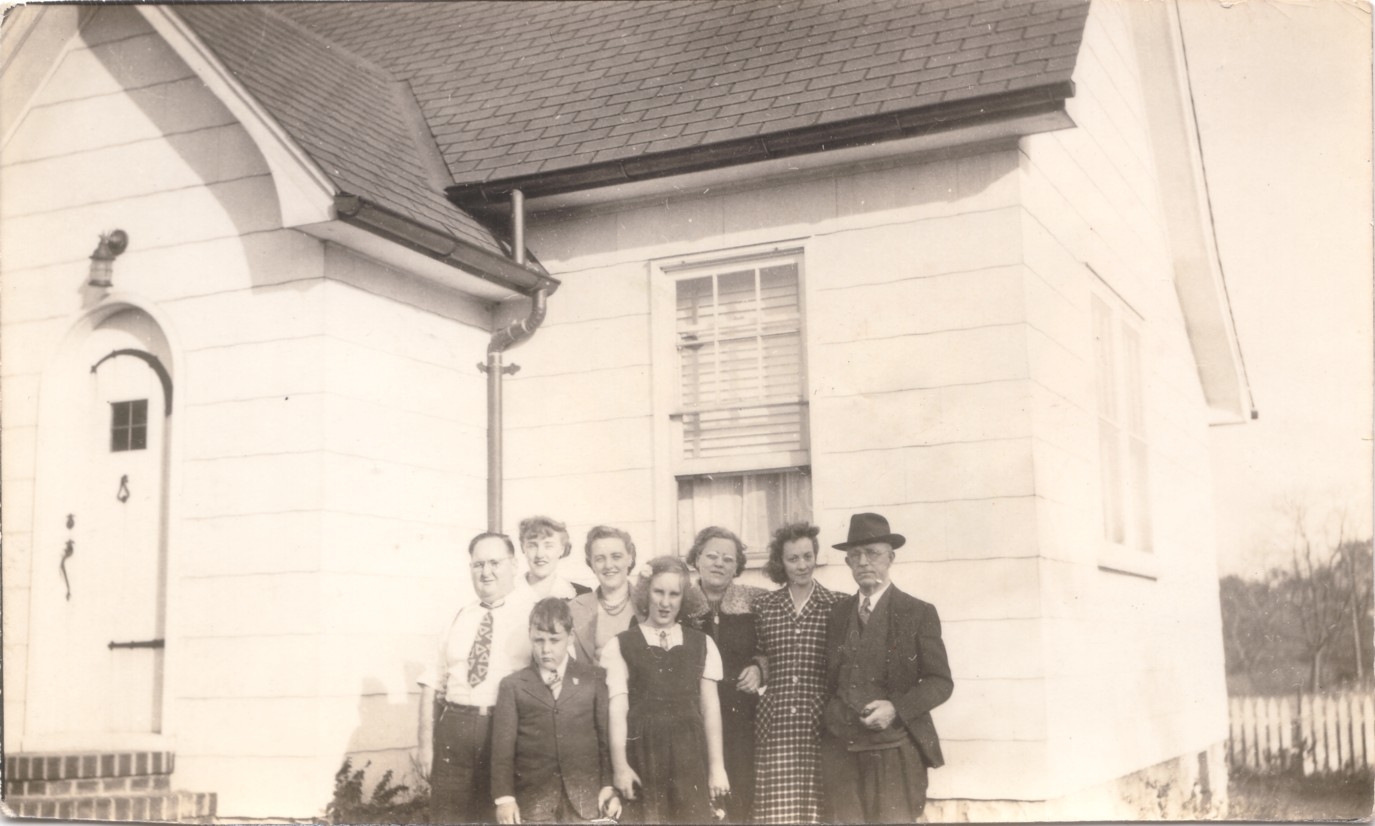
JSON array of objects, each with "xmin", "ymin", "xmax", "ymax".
[
  {"xmin": 333, "ymin": 193, "xmax": 559, "ymax": 296},
  {"xmin": 447, "ymin": 81, "xmax": 1075, "ymax": 208},
  {"xmin": 481, "ymin": 190, "xmax": 548, "ymax": 532}
]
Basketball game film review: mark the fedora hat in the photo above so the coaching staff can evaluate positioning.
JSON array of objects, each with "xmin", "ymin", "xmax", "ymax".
[{"xmin": 831, "ymin": 512, "xmax": 906, "ymax": 551}]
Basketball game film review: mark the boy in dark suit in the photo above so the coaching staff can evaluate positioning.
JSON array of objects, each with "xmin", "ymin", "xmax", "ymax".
[{"xmin": 492, "ymin": 597, "xmax": 620, "ymax": 823}]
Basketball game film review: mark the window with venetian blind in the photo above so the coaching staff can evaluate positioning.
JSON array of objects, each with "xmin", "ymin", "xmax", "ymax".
[
  {"xmin": 1092, "ymin": 292, "xmax": 1152, "ymax": 553},
  {"xmin": 666, "ymin": 254, "xmax": 812, "ymax": 563}
]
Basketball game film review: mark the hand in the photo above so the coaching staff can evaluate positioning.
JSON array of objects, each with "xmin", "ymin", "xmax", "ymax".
[
  {"xmin": 613, "ymin": 765, "xmax": 641, "ymax": 801},
  {"xmin": 708, "ymin": 765, "xmax": 730, "ymax": 801},
  {"xmin": 599, "ymin": 787, "xmax": 622, "ymax": 820},
  {"xmin": 736, "ymin": 664, "xmax": 762, "ymax": 694},
  {"xmin": 861, "ymin": 699, "xmax": 897, "ymax": 731},
  {"xmin": 496, "ymin": 800, "xmax": 520, "ymax": 824}
]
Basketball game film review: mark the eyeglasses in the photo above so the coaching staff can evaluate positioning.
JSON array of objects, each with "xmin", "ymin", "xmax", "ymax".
[
  {"xmin": 844, "ymin": 548, "xmax": 889, "ymax": 564},
  {"xmin": 470, "ymin": 558, "xmax": 510, "ymax": 573}
]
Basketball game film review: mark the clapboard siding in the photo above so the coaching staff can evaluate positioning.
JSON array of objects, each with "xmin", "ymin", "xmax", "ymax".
[
  {"xmin": 0, "ymin": 9, "xmax": 491, "ymax": 812},
  {"xmin": 176, "ymin": 573, "xmax": 323, "ymax": 639},
  {"xmin": 175, "ymin": 513, "xmax": 322, "ymax": 579},
  {"xmin": 1019, "ymin": 0, "xmax": 1228, "ymax": 798},
  {"xmin": 526, "ymin": 141, "xmax": 1047, "ymax": 802},
  {"xmin": 0, "ymin": 7, "xmax": 320, "ymax": 768},
  {"xmin": 810, "ymin": 265, "xmax": 1027, "ymax": 345},
  {"xmin": 174, "ymin": 636, "xmax": 321, "ymax": 700}
]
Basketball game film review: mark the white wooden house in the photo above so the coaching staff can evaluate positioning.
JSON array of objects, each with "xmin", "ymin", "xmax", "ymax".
[{"xmin": 1, "ymin": 1, "xmax": 1249, "ymax": 820}]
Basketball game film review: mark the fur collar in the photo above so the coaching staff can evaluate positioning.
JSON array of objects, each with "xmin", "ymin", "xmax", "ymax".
[{"xmin": 690, "ymin": 582, "xmax": 764, "ymax": 616}]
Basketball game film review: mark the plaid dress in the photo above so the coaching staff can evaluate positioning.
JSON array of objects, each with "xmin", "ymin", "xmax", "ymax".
[{"xmin": 752, "ymin": 582, "xmax": 845, "ymax": 824}]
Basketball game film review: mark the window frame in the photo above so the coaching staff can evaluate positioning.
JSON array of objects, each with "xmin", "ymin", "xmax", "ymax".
[
  {"xmin": 1089, "ymin": 279, "xmax": 1157, "ymax": 579},
  {"xmin": 649, "ymin": 244, "xmax": 813, "ymax": 559},
  {"xmin": 110, "ymin": 398, "xmax": 149, "ymax": 453}
]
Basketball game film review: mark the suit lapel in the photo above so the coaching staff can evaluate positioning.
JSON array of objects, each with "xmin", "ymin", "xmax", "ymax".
[
  {"xmin": 827, "ymin": 595, "xmax": 856, "ymax": 687},
  {"xmin": 515, "ymin": 666, "xmax": 556, "ymax": 709},
  {"xmin": 571, "ymin": 597, "xmax": 597, "ymax": 665},
  {"xmin": 557, "ymin": 660, "xmax": 593, "ymax": 706}
]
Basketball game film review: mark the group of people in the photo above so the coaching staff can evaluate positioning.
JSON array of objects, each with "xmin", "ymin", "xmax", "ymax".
[{"xmin": 416, "ymin": 511, "xmax": 953, "ymax": 824}]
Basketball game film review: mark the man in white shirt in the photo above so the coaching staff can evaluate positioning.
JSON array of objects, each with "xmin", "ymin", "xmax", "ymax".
[{"xmin": 419, "ymin": 531, "xmax": 534, "ymax": 824}]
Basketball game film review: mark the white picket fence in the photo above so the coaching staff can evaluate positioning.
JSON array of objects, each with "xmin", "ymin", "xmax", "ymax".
[{"xmin": 1229, "ymin": 692, "xmax": 1375, "ymax": 774}]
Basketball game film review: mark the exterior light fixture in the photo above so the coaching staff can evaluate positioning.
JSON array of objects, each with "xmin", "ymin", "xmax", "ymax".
[{"xmin": 88, "ymin": 229, "xmax": 128, "ymax": 289}]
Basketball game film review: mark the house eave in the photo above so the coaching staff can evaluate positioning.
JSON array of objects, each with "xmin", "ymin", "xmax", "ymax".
[
  {"xmin": 447, "ymin": 81, "xmax": 1076, "ymax": 210},
  {"xmin": 1127, "ymin": 1, "xmax": 1253, "ymax": 426},
  {"xmin": 141, "ymin": 6, "xmax": 554, "ymax": 301},
  {"xmin": 331, "ymin": 195, "xmax": 559, "ymax": 297}
]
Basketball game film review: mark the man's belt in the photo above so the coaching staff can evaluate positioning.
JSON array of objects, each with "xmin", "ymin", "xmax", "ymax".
[{"xmin": 443, "ymin": 701, "xmax": 493, "ymax": 716}]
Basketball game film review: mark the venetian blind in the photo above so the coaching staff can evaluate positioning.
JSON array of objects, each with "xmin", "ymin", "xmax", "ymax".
[{"xmin": 674, "ymin": 261, "xmax": 806, "ymax": 467}]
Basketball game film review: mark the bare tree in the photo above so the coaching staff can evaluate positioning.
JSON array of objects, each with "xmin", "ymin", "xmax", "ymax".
[
  {"xmin": 1334, "ymin": 537, "xmax": 1373, "ymax": 683},
  {"xmin": 1283, "ymin": 501, "xmax": 1363, "ymax": 692}
]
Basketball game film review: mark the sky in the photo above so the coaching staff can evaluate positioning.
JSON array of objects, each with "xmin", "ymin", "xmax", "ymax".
[{"xmin": 1178, "ymin": 0, "xmax": 1373, "ymax": 576}]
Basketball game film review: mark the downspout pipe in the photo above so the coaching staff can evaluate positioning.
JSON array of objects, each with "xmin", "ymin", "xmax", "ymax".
[{"xmin": 484, "ymin": 189, "xmax": 545, "ymax": 532}]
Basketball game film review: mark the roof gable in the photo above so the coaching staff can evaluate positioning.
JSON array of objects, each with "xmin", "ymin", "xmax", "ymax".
[{"xmin": 175, "ymin": 3, "xmax": 501, "ymax": 254}]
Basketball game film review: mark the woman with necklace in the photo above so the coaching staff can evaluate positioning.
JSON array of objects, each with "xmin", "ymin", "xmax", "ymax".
[
  {"xmin": 751, "ymin": 522, "xmax": 845, "ymax": 824},
  {"xmin": 569, "ymin": 525, "xmax": 642, "ymax": 667},
  {"xmin": 684, "ymin": 526, "xmax": 766, "ymax": 823}
]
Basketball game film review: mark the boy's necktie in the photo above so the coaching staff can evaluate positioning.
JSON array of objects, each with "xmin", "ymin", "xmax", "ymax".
[
  {"xmin": 545, "ymin": 669, "xmax": 562, "ymax": 699},
  {"xmin": 468, "ymin": 605, "xmax": 495, "ymax": 686},
  {"xmin": 858, "ymin": 595, "xmax": 872, "ymax": 627}
]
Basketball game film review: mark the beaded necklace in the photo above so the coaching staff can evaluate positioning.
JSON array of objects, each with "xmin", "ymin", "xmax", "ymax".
[{"xmin": 597, "ymin": 587, "xmax": 631, "ymax": 616}]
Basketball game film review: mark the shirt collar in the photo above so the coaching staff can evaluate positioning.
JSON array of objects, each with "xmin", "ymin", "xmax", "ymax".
[
  {"xmin": 541, "ymin": 655, "xmax": 570, "ymax": 684},
  {"xmin": 638, "ymin": 621, "xmax": 681, "ymax": 647},
  {"xmin": 859, "ymin": 580, "xmax": 891, "ymax": 608}
]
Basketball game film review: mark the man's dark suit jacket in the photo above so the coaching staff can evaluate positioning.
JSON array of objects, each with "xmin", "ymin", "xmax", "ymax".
[
  {"xmin": 824, "ymin": 585, "xmax": 954, "ymax": 768},
  {"xmin": 491, "ymin": 658, "xmax": 612, "ymax": 821}
]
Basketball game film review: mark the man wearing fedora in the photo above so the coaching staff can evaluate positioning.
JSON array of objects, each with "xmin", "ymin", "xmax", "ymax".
[{"xmin": 820, "ymin": 512, "xmax": 953, "ymax": 822}]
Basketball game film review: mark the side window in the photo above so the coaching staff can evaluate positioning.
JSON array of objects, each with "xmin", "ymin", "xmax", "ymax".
[
  {"xmin": 1092, "ymin": 293, "xmax": 1152, "ymax": 553},
  {"xmin": 662, "ymin": 253, "xmax": 812, "ymax": 564}
]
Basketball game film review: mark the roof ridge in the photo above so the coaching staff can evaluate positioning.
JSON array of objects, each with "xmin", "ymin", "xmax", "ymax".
[
  {"xmin": 254, "ymin": 5, "xmax": 454, "ymax": 188},
  {"xmin": 255, "ymin": 2, "xmax": 402, "ymax": 86}
]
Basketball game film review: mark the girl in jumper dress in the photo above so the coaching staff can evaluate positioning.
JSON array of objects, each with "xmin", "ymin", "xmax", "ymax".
[{"xmin": 601, "ymin": 556, "xmax": 729, "ymax": 823}]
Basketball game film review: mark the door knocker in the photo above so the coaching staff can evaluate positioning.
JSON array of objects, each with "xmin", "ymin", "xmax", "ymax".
[{"xmin": 117, "ymin": 474, "xmax": 130, "ymax": 503}]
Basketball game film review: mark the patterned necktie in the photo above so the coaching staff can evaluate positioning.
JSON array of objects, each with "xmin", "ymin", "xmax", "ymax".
[
  {"xmin": 858, "ymin": 595, "xmax": 872, "ymax": 627},
  {"xmin": 545, "ymin": 669, "xmax": 561, "ymax": 699},
  {"xmin": 468, "ymin": 607, "xmax": 494, "ymax": 687},
  {"xmin": 659, "ymin": 630, "xmax": 670, "ymax": 651}
]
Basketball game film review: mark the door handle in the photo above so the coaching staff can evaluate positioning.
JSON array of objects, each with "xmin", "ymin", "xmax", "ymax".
[{"xmin": 60, "ymin": 540, "xmax": 74, "ymax": 601}]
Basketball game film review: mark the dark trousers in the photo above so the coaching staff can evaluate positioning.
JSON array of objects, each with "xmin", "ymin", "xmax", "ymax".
[
  {"xmin": 820, "ymin": 733, "xmax": 929, "ymax": 823},
  {"xmin": 523, "ymin": 784, "xmax": 586, "ymax": 823},
  {"xmin": 431, "ymin": 704, "xmax": 494, "ymax": 824}
]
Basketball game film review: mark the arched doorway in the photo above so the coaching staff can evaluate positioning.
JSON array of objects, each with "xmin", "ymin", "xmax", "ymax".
[{"xmin": 25, "ymin": 307, "xmax": 174, "ymax": 748}]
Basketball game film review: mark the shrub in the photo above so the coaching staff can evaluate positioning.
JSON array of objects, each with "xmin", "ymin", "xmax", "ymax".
[{"xmin": 327, "ymin": 757, "xmax": 429, "ymax": 825}]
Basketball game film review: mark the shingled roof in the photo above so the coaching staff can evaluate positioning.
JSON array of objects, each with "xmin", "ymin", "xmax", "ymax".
[
  {"xmin": 176, "ymin": 4, "xmax": 502, "ymax": 253},
  {"xmin": 176, "ymin": 1, "xmax": 1087, "ymax": 243},
  {"xmin": 278, "ymin": 0, "xmax": 1087, "ymax": 187}
]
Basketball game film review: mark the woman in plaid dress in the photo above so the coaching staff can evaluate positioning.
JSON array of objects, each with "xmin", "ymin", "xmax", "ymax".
[{"xmin": 752, "ymin": 523, "xmax": 845, "ymax": 824}]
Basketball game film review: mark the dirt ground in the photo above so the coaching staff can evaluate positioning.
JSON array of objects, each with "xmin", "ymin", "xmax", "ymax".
[{"xmin": 1226, "ymin": 770, "xmax": 1374, "ymax": 821}]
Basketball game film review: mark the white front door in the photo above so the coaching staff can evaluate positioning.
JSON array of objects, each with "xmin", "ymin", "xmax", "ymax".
[{"xmin": 26, "ymin": 310, "xmax": 171, "ymax": 743}]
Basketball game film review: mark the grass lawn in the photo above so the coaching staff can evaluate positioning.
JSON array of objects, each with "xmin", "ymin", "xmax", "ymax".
[{"xmin": 1227, "ymin": 770, "xmax": 1373, "ymax": 821}]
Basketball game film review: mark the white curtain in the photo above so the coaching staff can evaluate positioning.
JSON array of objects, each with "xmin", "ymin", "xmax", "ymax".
[{"xmin": 677, "ymin": 469, "xmax": 812, "ymax": 562}]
